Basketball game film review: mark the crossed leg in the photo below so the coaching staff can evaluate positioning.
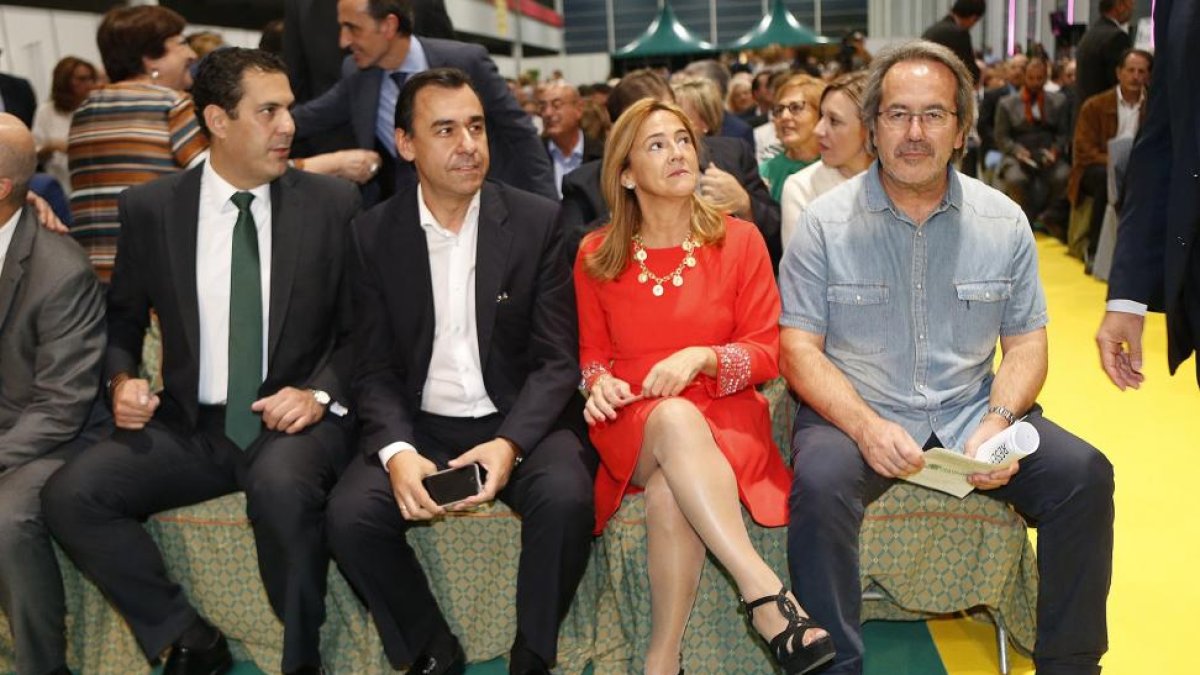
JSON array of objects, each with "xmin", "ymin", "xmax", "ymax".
[{"xmin": 632, "ymin": 398, "xmax": 824, "ymax": 675}]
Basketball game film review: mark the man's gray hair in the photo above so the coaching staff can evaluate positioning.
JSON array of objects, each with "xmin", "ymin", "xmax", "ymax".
[{"xmin": 861, "ymin": 40, "xmax": 977, "ymax": 164}]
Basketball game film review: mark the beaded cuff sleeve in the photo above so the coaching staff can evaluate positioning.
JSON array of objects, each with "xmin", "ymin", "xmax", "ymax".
[
  {"xmin": 581, "ymin": 361, "xmax": 612, "ymax": 390},
  {"xmin": 710, "ymin": 344, "xmax": 752, "ymax": 397}
]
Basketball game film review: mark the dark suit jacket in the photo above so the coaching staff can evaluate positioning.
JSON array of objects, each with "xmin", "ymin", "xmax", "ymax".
[
  {"xmin": 0, "ymin": 73, "xmax": 35, "ymax": 129},
  {"xmin": 411, "ymin": 0, "xmax": 455, "ymax": 39},
  {"xmin": 350, "ymin": 180, "xmax": 582, "ymax": 457},
  {"xmin": 1108, "ymin": 0, "xmax": 1200, "ymax": 374},
  {"xmin": 1068, "ymin": 88, "xmax": 1146, "ymax": 204},
  {"xmin": 0, "ymin": 207, "xmax": 105, "ymax": 473},
  {"xmin": 558, "ymin": 135, "xmax": 783, "ymax": 270},
  {"xmin": 979, "ymin": 83, "xmax": 1016, "ymax": 158},
  {"xmin": 291, "ymin": 37, "xmax": 556, "ymax": 204},
  {"xmin": 720, "ymin": 113, "xmax": 755, "ymax": 150},
  {"xmin": 106, "ymin": 165, "xmax": 360, "ymax": 435},
  {"xmin": 922, "ymin": 15, "xmax": 980, "ymax": 84},
  {"xmin": 1075, "ymin": 16, "xmax": 1131, "ymax": 107},
  {"xmin": 283, "ymin": 0, "xmax": 360, "ymax": 156}
]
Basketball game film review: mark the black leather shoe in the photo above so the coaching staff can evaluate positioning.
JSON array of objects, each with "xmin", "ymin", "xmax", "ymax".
[
  {"xmin": 411, "ymin": 634, "xmax": 466, "ymax": 675},
  {"xmin": 161, "ymin": 632, "xmax": 233, "ymax": 675}
]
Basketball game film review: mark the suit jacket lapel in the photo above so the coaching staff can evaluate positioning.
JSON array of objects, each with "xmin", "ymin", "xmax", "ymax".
[
  {"xmin": 0, "ymin": 209, "xmax": 36, "ymax": 331},
  {"xmin": 475, "ymin": 183, "xmax": 511, "ymax": 371},
  {"xmin": 267, "ymin": 172, "xmax": 301, "ymax": 368},
  {"xmin": 391, "ymin": 188, "xmax": 436, "ymax": 371},
  {"xmin": 168, "ymin": 167, "xmax": 202, "ymax": 361}
]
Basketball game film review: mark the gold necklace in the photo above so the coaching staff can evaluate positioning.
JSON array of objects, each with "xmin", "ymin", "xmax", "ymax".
[{"xmin": 631, "ymin": 233, "xmax": 700, "ymax": 297}]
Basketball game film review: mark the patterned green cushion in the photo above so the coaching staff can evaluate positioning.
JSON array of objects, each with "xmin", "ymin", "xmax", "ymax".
[
  {"xmin": 0, "ymin": 378, "xmax": 1034, "ymax": 673},
  {"xmin": 0, "ymin": 495, "xmax": 608, "ymax": 674}
]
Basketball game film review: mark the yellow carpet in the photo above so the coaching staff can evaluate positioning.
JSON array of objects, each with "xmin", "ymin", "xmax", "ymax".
[{"xmin": 929, "ymin": 235, "xmax": 1199, "ymax": 674}]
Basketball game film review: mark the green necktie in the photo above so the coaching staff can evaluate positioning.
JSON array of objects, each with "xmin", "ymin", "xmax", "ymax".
[{"xmin": 226, "ymin": 191, "xmax": 263, "ymax": 449}]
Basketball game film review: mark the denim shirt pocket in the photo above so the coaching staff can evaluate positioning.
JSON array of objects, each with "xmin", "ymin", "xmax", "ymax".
[
  {"xmin": 952, "ymin": 280, "xmax": 1012, "ymax": 357},
  {"xmin": 826, "ymin": 283, "xmax": 890, "ymax": 356}
]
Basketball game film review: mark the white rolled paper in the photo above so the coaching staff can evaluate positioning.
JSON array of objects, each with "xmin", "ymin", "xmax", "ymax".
[{"xmin": 975, "ymin": 421, "xmax": 1040, "ymax": 465}]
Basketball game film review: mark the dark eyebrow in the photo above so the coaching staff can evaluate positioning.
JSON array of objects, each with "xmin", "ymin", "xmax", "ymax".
[{"xmin": 430, "ymin": 114, "xmax": 486, "ymax": 128}]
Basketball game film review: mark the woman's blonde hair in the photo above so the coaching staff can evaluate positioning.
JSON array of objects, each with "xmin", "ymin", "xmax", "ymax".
[
  {"xmin": 584, "ymin": 98, "xmax": 725, "ymax": 281},
  {"xmin": 671, "ymin": 77, "xmax": 723, "ymax": 136}
]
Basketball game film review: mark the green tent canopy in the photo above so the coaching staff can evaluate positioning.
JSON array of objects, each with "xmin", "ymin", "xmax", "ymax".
[
  {"xmin": 613, "ymin": 1, "xmax": 716, "ymax": 58},
  {"xmin": 723, "ymin": 0, "xmax": 830, "ymax": 50}
]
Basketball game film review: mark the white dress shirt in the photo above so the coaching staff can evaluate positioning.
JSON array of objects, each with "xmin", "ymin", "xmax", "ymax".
[
  {"xmin": 195, "ymin": 160, "xmax": 272, "ymax": 405},
  {"xmin": 0, "ymin": 207, "xmax": 20, "ymax": 273},
  {"xmin": 377, "ymin": 186, "xmax": 497, "ymax": 469},
  {"xmin": 1115, "ymin": 85, "xmax": 1143, "ymax": 140}
]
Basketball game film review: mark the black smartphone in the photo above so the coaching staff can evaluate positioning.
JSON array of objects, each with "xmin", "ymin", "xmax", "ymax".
[{"xmin": 422, "ymin": 463, "xmax": 485, "ymax": 506}]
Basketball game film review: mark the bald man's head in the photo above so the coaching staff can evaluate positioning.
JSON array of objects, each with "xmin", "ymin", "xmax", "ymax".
[{"xmin": 0, "ymin": 114, "xmax": 37, "ymax": 211}]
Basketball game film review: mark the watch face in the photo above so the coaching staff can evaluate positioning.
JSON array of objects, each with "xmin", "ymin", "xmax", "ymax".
[{"xmin": 312, "ymin": 390, "xmax": 331, "ymax": 405}]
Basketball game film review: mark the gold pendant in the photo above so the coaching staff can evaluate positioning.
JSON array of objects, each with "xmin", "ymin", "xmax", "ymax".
[
  {"xmin": 652, "ymin": 283, "xmax": 664, "ymax": 296},
  {"xmin": 672, "ymin": 274, "xmax": 683, "ymax": 287}
]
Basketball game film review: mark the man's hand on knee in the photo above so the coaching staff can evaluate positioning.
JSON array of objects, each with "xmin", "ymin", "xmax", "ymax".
[{"xmin": 854, "ymin": 417, "xmax": 924, "ymax": 478}]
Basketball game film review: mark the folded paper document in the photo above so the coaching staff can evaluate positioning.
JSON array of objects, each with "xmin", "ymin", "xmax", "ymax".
[{"xmin": 904, "ymin": 422, "xmax": 1040, "ymax": 498}]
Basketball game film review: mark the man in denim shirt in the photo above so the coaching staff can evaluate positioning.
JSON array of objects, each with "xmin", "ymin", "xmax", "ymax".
[{"xmin": 778, "ymin": 41, "xmax": 1114, "ymax": 675}]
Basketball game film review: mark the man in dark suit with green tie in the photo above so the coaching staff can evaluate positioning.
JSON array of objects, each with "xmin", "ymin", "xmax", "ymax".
[{"xmin": 43, "ymin": 48, "xmax": 360, "ymax": 675}]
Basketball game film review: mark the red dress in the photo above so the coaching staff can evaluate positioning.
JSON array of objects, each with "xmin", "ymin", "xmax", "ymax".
[{"xmin": 575, "ymin": 216, "xmax": 792, "ymax": 535}]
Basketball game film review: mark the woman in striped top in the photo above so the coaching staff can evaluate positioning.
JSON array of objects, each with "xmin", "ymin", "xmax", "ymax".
[{"xmin": 68, "ymin": 5, "xmax": 205, "ymax": 279}]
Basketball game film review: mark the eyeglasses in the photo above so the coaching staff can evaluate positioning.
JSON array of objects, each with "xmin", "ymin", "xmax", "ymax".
[
  {"xmin": 877, "ymin": 108, "xmax": 958, "ymax": 129},
  {"xmin": 771, "ymin": 101, "xmax": 809, "ymax": 118}
]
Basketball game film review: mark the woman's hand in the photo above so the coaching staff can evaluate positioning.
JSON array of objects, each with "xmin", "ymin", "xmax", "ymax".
[
  {"xmin": 584, "ymin": 375, "xmax": 642, "ymax": 425},
  {"xmin": 641, "ymin": 347, "xmax": 715, "ymax": 398}
]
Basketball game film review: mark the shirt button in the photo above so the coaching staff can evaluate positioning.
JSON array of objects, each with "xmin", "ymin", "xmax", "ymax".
[
  {"xmin": 916, "ymin": 283, "xmax": 923, "ymax": 289},
  {"xmin": 916, "ymin": 383, "xmax": 924, "ymax": 390},
  {"xmin": 918, "ymin": 333, "xmax": 925, "ymax": 340},
  {"xmin": 984, "ymin": 292, "xmax": 991, "ymax": 298},
  {"xmin": 856, "ymin": 294, "xmax": 862, "ymax": 301}
]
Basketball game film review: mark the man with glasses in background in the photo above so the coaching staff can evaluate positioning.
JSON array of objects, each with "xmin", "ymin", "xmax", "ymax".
[{"xmin": 777, "ymin": 40, "xmax": 1114, "ymax": 675}]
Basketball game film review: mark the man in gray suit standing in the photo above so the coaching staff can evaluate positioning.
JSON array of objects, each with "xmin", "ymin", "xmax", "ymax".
[{"xmin": 0, "ymin": 113, "xmax": 107, "ymax": 675}]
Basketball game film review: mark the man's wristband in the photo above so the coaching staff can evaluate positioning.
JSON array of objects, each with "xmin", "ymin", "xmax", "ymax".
[{"xmin": 984, "ymin": 405, "xmax": 1018, "ymax": 425}]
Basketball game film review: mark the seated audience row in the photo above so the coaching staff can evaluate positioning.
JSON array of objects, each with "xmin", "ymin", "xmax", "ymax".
[{"xmin": 0, "ymin": 25, "xmax": 1116, "ymax": 675}]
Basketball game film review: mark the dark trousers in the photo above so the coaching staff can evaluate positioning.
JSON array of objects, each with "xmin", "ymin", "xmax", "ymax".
[
  {"xmin": 42, "ymin": 409, "xmax": 353, "ymax": 671},
  {"xmin": 1079, "ymin": 165, "xmax": 1109, "ymax": 259},
  {"xmin": 326, "ymin": 413, "xmax": 596, "ymax": 669},
  {"xmin": 787, "ymin": 404, "xmax": 1113, "ymax": 675}
]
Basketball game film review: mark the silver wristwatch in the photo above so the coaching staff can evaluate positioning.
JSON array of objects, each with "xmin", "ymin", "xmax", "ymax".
[
  {"xmin": 985, "ymin": 405, "xmax": 1017, "ymax": 425},
  {"xmin": 310, "ymin": 389, "xmax": 331, "ymax": 407}
]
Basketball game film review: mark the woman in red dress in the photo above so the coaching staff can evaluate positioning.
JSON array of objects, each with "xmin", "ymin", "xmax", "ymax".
[{"xmin": 574, "ymin": 98, "xmax": 834, "ymax": 675}]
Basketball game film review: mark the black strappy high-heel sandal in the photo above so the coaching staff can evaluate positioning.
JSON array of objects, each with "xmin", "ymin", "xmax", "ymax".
[{"xmin": 741, "ymin": 586, "xmax": 836, "ymax": 674}]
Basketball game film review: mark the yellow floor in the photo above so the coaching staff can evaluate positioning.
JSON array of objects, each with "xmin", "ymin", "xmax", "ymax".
[{"xmin": 929, "ymin": 236, "xmax": 1200, "ymax": 674}]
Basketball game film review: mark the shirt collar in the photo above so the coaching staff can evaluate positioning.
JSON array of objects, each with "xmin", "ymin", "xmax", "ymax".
[
  {"xmin": 417, "ymin": 182, "xmax": 482, "ymax": 237},
  {"xmin": 863, "ymin": 161, "xmax": 962, "ymax": 219},
  {"xmin": 1115, "ymin": 85, "xmax": 1144, "ymax": 107},
  {"xmin": 395, "ymin": 37, "xmax": 429, "ymax": 76},
  {"xmin": 202, "ymin": 160, "xmax": 271, "ymax": 220},
  {"xmin": 547, "ymin": 130, "xmax": 584, "ymax": 160}
]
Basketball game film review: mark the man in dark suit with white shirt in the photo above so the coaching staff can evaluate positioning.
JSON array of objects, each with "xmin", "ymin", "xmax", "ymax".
[
  {"xmin": 327, "ymin": 67, "xmax": 595, "ymax": 675},
  {"xmin": 43, "ymin": 49, "xmax": 359, "ymax": 675},
  {"xmin": 290, "ymin": 0, "xmax": 554, "ymax": 206},
  {"xmin": 0, "ymin": 113, "xmax": 107, "ymax": 675},
  {"xmin": 1097, "ymin": 0, "xmax": 1200, "ymax": 390}
]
